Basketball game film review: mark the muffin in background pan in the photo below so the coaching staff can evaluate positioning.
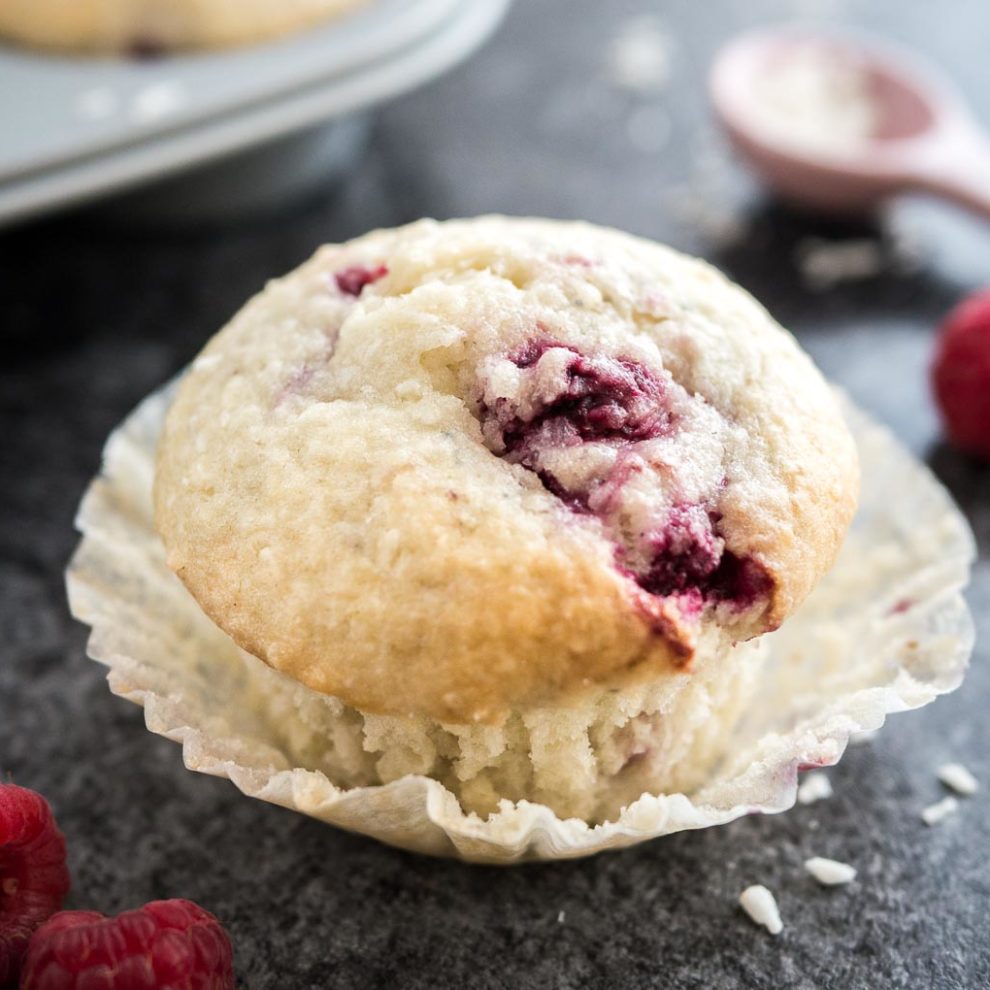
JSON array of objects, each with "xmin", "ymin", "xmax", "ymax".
[
  {"xmin": 0, "ymin": 0, "xmax": 370, "ymax": 54},
  {"xmin": 153, "ymin": 216, "xmax": 858, "ymax": 822}
]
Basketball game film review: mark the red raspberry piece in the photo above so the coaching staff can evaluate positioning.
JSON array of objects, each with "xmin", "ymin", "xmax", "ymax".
[
  {"xmin": 334, "ymin": 263, "xmax": 388, "ymax": 296},
  {"xmin": 0, "ymin": 784, "xmax": 70, "ymax": 987},
  {"xmin": 20, "ymin": 900, "xmax": 234, "ymax": 990},
  {"xmin": 932, "ymin": 288, "xmax": 990, "ymax": 459}
]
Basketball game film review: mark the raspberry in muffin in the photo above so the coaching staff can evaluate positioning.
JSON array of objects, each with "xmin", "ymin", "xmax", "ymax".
[{"xmin": 153, "ymin": 217, "xmax": 858, "ymax": 821}]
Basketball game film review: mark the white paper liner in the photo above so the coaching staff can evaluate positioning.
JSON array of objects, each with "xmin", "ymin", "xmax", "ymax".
[{"xmin": 66, "ymin": 383, "xmax": 976, "ymax": 863}]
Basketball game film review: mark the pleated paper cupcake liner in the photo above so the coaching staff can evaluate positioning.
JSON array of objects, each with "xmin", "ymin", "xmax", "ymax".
[{"xmin": 66, "ymin": 383, "xmax": 975, "ymax": 862}]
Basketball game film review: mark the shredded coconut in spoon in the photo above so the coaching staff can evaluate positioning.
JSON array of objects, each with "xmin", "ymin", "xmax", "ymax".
[{"xmin": 748, "ymin": 42, "xmax": 878, "ymax": 157}]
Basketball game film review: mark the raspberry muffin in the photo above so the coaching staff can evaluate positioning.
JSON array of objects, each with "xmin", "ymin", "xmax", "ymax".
[
  {"xmin": 154, "ymin": 217, "xmax": 858, "ymax": 821},
  {"xmin": 0, "ymin": 0, "xmax": 369, "ymax": 53}
]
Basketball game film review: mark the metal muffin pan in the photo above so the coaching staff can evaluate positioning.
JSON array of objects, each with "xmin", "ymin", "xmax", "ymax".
[{"xmin": 0, "ymin": 0, "xmax": 510, "ymax": 226}]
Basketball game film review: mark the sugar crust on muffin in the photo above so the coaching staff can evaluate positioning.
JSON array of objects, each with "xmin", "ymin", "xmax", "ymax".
[
  {"xmin": 154, "ymin": 216, "xmax": 859, "ymax": 728},
  {"xmin": 0, "ymin": 0, "xmax": 369, "ymax": 53}
]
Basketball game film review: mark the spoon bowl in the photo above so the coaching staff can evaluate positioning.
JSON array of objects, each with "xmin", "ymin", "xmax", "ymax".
[{"xmin": 710, "ymin": 28, "xmax": 990, "ymax": 218}]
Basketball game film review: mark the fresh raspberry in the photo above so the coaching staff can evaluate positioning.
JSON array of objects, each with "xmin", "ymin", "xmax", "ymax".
[
  {"xmin": 0, "ymin": 784, "xmax": 70, "ymax": 988},
  {"xmin": 20, "ymin": 900, "xmax": 234, "ymax": 990},
  {"xmin": 334, "ymin": 263, "xmax": 388, "ymax": 296},
  {"xmin": 932, "ymin": 288, "xmax": 990, "ymax": 459}
]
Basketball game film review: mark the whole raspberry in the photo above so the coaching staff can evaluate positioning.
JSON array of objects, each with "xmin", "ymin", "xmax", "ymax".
[
  {"xmin": 20, "ymin": 900, "xmax": 234, "ymax": 990},
  {"xmin": 0, "ymin": 784, "xmax": 70, "ymax": 987},
  {"xmin": 932, "ymin": 288, "xmax": 990, "ymax": 459}
]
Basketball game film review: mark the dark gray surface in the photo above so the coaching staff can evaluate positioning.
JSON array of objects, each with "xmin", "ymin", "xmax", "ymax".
[{"xmin": 2, "ymin": 1, "xmax": 990, "ymax": 988}]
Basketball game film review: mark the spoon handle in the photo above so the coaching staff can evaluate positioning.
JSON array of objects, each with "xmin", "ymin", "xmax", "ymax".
[{"xmin": 913, "ymin": 125, "xmax": 990, "ymax": 221}]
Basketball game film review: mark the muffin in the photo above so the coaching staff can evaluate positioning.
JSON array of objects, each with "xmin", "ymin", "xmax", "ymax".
[
  {"xmin": 153, "ymin": 216, "xmax": 858, "ymax": 822},
  {"xmin": 0, "ymin": 0, "xmax": 369, "ymax": 53}
]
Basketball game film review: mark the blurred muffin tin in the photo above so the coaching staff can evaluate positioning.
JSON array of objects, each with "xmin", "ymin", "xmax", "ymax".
[{"xmin": 0, "ymin": 0, "xmax": 510, "ymax": 226}]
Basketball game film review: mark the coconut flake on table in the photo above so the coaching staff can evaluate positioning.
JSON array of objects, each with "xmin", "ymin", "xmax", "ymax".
[
  {"xmin": 663, "ymin": 134, "xmax": 749, "ymax": 250},
  {"xmin": 938, "ymin": 763, "xmax": 979, "ymax": 796},
  {"xmin": 921, "ymin": 796, "xmax": 959, "ymax": 826},
  {"xmin": 746, "ymin": 42, "xmax": 878, "ymax": 157},
  {"xmin": 797, "ymin": 771, "xmax": 834, "ymax": 805},
  {"xmin": 739, "ymin": 885, "xmax": 783, "ymax": 935},
  {"xmin": 665, "ymin": 186, "xmax": 748, "ymax": 249},
  {"xmin": 795, "ymin": 237, "xmax": 886, "ymax": 291},
  {"xmin": 794, "ymin": 231, "xmax": 924, "ymax": 292},
  {"xmin": 805, "ymin": 857, "xmax": 857, "ymax": 886},
  {"xmin": 849, "ymin": 727, "xmax": 880, "ymax": 746},
  {"xmin": 604, "ymin": 15, "xmax": 673, "ymax": 93}
]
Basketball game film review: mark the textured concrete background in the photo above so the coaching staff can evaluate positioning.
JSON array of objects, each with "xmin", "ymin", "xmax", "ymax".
[{"xmin": 2, "ymin": 1, "xmax": 989, "ymax": 987}]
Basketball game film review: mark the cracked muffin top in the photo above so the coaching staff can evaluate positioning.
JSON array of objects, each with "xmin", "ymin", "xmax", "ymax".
[
  {"xmin": 0, "ymin": 0, "xmax": 368, "ymax": 52},
  {"xmin": 153, "ymin": 216, "xmax": 859, "ymax": 724}
]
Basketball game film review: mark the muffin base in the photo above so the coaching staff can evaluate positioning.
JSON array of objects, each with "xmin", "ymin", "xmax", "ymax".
[{"xmin": 255, "ymin": 635, "xmax": 766, "ymax": 823}]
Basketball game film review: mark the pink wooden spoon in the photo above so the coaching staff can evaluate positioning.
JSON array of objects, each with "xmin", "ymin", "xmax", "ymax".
[{"xmin": 709, "ymin": 27, "xmax": 990, "ymax": 218}]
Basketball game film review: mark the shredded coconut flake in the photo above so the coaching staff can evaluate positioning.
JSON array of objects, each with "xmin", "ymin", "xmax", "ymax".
[
  {"xmin": 921, "ymin": 796, "xmax": 959, "ymax": 826},
  {"xmin": 804, "ymin": 856, "xmax": 856, "ymax": 886},
  {"xmin": 605, "ymin": 16, "xmax": 673, "ymax": 93},
  {"xmin": 849, "ymin": 728, "xmax": 880, "ymax": 746},
  {"xmin": 796, "ymin": 237, "xmax": 885, "ymax": 291},
  {"xmin": 938, "ymin": 763, "xmax": 978, "ymax": 796},
  {"xmin": 130, "ymin": 81, "xmax": 186, "ymax": 124},
  {"xmin": 797, "ymin": 771, "xmax": 834, "ymax": 805},
  {"xmin": 746, "ymin": 43, "xmax": 877, "ymax": 157},
  {"xmin": 739, "ymin": 885, "xmax": 783, "ymax": 935}
]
